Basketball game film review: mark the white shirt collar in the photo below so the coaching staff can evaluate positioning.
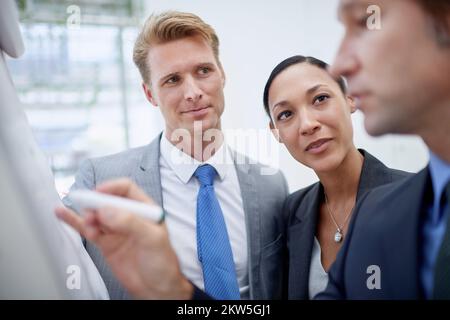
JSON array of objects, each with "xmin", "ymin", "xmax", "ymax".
[{"xmin": 160, "ymin": 132, "xmax": 232, "ymax": 184}]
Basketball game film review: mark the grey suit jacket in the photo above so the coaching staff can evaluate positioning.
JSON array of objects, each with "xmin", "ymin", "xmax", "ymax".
[
  {"xmin": 63, "ymin": 133, "xmax": 288, "ymax": 300},
  {"xmin": 279, "ymin": 149, "xmax": 411, "ymax": 299}
]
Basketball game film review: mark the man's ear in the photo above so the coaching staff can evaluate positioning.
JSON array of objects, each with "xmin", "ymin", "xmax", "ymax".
[
  {"xmin": 142, "ymin": 82, "xmax": 158, "ymax": 107},
  {"xmin": 437, "ymin": 12, "xmax": 450, "ymax": 45},
  {"xmin": 347, "ymin": 95, "xmax": 357, "ymax": 113},
  {"xmin": 220, "ymin": 65, "xmax": 226, "ymax": 88},
  {"xmin": 269, "ymin": 121, "xmax": 282, "ymax": 143}
]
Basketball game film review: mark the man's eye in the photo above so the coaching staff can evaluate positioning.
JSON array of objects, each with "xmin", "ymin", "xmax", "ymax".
[
  {"xmin": 277, "ymin": 110, "xmax": 292, "ymax": 121},
  {"xmin": 342, "ymin": 12, "xmax": 369, "ymax": 33},
  {"xmin": 359, "ymin": 17, "xmax": 367, "ymax": 27},
  {"xmin": 198, "ymin": 67, "xmax": 211, "ymax": 75},
  {"xmin": 351, "ymin": 12, "xmax": 370, "ymax": 29},
  {"xmin": 313, "ymin": 94, "xmax": 330, "ymax": 105},
  {"xmin": 166, "ymin": 76, "xmax": 179, "ymax": 84},
  {"xmin": 355, "ymin": 16, "xmax": 368, "ymax": 28}
]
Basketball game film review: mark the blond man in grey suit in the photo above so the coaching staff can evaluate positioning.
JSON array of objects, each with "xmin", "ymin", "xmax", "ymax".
[{"xmin": 61, "ymin": 11, "xmax": 288, "ymax": 300}]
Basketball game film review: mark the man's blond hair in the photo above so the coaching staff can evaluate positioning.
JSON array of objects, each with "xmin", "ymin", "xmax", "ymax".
[{"xmin": 133, "ymin": 11, "xmax": 221, "ymax": 85}]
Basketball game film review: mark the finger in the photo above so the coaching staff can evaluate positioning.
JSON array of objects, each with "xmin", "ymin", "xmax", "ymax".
[
  {"xmin": 55, "ymin": 206, "xmax": 84, "ymax": 233},
  {"xmin": 84, "ymin": 223, "xmax": 102, "ymax": 242},
  {"xmin": 96, "ymin": 206, "xmax": 156, "ymax": 236},
  {"xmin": 85, "ymin": 210, "xmax": 102, "ymax": 229},
  {"xmin": 85, "ymin": 210, "xmax": 111, "ymax": 235},
  {"xmin": 56, "ymin": 206, "xmax": 101, "ymax": 242},
  {"xmin": 95, "ymin": 178, "xmax": 155, "ymax": 205}
]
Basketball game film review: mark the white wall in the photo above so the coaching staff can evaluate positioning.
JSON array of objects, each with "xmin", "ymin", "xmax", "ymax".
[{"xmin": 140, "ymin": 0, "xmax": 428, "ymax": 192}]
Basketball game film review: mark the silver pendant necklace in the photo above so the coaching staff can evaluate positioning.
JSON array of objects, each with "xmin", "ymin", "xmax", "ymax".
[
  {"xmin": 324, "ymin": 192, "xmax": 355, "ymax": 243},
  {"xmin": 334, "ymin": 228, "xmax": 343, "ymax": 243}
]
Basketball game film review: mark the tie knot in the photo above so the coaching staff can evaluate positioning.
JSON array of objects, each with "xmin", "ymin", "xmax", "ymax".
[{"xmin": 194, "ymin": 164, "xmax": 217, "ymax": 186}]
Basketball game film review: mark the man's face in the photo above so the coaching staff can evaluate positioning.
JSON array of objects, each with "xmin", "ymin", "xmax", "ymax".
[
  {"xmin": 143, "ymin": 35, "xmax": 225, "ymax": 138},
  {"xmin": 330, "ymin": 0, "xmax": 450, "ymax": 137}
]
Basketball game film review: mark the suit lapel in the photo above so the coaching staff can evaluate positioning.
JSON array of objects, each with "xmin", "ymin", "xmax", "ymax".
[
  {"xmin": 231, "ymin": 151, "xmax": 260, "ymax": 299},
  {"xmin": 134, "ymin": 133, "xmax": 164, "ymax": 206},
  {"xmin": 356, "ymin": 150, "xmax": 391, "ymax": 200},
  {"xmin": 287, "ymin": 150, "xmax": 399, "ymax": 299},
  {"xmin": 288, "ymin": 183, "xmax": 322, "ymax": 299},
  {"xmin": 382, "ymin": 167, "xmax": 429, "ymax": 298}
]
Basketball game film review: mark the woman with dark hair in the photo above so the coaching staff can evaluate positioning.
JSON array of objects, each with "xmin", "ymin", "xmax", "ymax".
[{"xmin": 261, "ymin": 55, "xmax": 410, "ymax": 299}]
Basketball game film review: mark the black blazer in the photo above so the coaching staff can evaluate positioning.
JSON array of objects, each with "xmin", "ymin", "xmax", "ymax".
[
  {"xmin": 282, "ymin": 149, "xmax": 411, "ymax": 299},
  {"xmin": 316, "ymin": 166, "xmax": 431, "ymax": 299}
]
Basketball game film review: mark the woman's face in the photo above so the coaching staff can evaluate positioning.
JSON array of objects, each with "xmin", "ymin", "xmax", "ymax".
[{"xmin": 268, "ymin": 63, "xmax": 356, "ymax": 173}]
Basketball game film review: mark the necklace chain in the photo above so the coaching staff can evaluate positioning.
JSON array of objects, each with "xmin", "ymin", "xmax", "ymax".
[{"xmin": 324, "ymin": 192, "xmax": 354, "ymax": 242}]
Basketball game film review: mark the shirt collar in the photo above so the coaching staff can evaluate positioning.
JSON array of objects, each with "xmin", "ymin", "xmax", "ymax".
[
  {"xmin": 429, "ymin": 150, "xmax": 450, "ymax": 208},
  {"xmin": 160, "ymin": 131, "xmax": 232, "ymax": 184}
]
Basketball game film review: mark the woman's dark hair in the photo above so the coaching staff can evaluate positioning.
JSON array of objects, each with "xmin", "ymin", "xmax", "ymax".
[{"xmin": 263, "ymin": 55, "xmax": 347, "ymax": 120}]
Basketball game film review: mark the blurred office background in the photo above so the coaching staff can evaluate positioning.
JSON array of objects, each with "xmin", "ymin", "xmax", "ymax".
[{"xmin": 7, "ymin": 0, "xmax": 428, "ymax": 195}]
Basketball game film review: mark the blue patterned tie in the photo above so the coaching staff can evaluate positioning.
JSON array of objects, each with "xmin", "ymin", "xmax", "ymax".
[{"xmin": 194, "ymin": 164, "xmax": 240, "ymax": 300}]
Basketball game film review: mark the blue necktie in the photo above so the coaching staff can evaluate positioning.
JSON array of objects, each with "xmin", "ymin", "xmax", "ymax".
[
  {"xmin": 433, "ymin": 182, "xmax": 450, "ymax": 299},
  {"xmin": 194, "ymin": 164, "xmax": 240, "ymax": 300}
]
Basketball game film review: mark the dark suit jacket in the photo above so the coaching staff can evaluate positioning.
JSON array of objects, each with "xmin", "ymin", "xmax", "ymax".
[
  {"xmin": 315, "ymin": 164, "xmax": 431, "ymax": 299},
  {"xmin": 281, "ymin": 149, "xmax": 411, "ymax": 299},
  {"xmin": 312, "ymin": 167, "xmax": 433, "ymax": 299}
]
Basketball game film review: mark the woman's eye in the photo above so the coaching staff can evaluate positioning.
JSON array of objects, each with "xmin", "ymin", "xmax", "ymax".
[
  {"xmin": 277, "ymin": 110, "xmax": 292, "ymax": 121},
  {"xmin": 313, "ymin": 94, "xmax": 330, "ymax": 105}
]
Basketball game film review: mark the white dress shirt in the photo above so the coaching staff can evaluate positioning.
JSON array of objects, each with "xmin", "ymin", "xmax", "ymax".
[{"xmin": 159, "ymin": 133, "xmax": 249, "ymax": 298}]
